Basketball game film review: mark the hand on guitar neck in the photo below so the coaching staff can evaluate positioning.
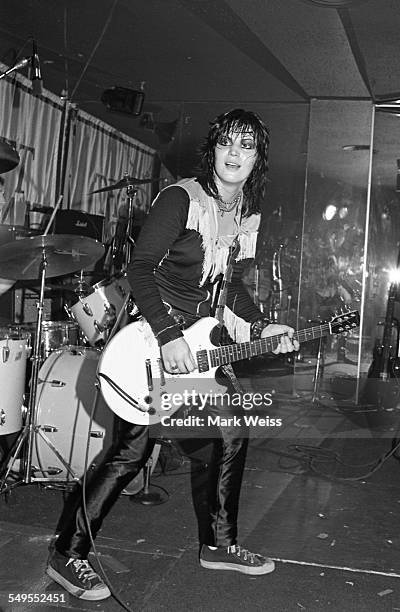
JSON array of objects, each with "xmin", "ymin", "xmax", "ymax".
[
  {"xmin": 161, "ymin": 322, "xmax": 299, "ymax": 374},
  {"xmin": 261, "ymin": 323, "xmax": 299, "ymax": 353}
]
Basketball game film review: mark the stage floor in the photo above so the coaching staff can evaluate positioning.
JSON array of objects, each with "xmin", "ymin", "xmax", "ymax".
[{"xmin": 1, "ymin": 361, "xmax": 400, "ymax": 612}]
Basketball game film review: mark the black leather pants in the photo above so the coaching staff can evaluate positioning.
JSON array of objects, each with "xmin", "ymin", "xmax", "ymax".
[
  {"xmin": 55, "ymin": 409, "xmax": 248, "ymax": 557},
  {"xmin": 55, "ymin": 419, "xmax": 156, "ymax": 558},
  {"xmin": 203, "ymin": 401, "xmax": 249, "ymax": 547}
]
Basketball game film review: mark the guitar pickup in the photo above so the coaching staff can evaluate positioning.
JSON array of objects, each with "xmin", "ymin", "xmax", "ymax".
[
  {"xmin": 197, "ymin": 350, "xmax": 209, "ymax": 373},
  {"xmin": 145, "ymin": 358, "xmax": 153, "ymax": 391}
]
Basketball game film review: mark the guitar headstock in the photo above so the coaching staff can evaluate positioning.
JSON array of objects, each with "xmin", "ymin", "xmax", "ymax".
[{"xmin": 330, "ymin": 310, "xmax": 360, "ymax": 335}]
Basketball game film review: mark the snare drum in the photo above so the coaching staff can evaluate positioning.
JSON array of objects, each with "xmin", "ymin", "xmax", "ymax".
[
  {"xmin": 24, "ymin": 320, "xmax": 79, "ymax": 359},
  {"xmin": 0, "ymin": 327, "xmax": 30, "ymax": 435},
  {"xmin": 41, "ymin": 321, "xmax": 79, "ymax": 359},
  {"xmin": 32, "ymin": 347, "xmax": 114, "ymax": 481},
  {"xmin": 70, "ymin": 275, "xmax": 131, "ymax": 346}
]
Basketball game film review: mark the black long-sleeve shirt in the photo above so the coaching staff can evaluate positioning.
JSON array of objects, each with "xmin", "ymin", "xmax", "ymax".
[{"xmin": 127, "ymin": 185, "xmax": 264, "ymax": 345}]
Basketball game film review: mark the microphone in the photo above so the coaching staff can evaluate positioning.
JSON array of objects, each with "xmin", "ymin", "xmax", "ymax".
[
  {"xmin": 0, "ymin": 57, "xmax": 30, "ymax": 81},
  {"xmin": 30, "ymin": 40, "xmax": 42, "ymax": 95}
]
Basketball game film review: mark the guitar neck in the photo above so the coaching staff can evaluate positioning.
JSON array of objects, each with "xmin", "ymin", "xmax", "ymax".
[{"xmin": 209, "ymin": 322, "xmax": 331, "ymax": 368}]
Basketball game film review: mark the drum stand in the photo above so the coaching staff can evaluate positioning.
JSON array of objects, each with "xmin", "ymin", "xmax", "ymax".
[
  {"xmin": 123, "ymin": 183, "xmax": 138, "ymax": 268},
  {"xmin": 0, "ymin": 250, "xmax": 78, "ymax": 492}
]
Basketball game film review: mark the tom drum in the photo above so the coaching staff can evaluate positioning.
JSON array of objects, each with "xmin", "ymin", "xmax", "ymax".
[{"xmin": 70, "ymin": 275, "xmax": 131, "ymax": 346}]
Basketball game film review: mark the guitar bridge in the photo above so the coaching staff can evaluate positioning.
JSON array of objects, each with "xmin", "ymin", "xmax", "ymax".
[{"xmin": 197, "ymin": 350, "xmax": 209, "ymax": 373}]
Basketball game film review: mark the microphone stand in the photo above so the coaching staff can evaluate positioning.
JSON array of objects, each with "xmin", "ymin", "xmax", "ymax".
[{"xmin": 123, "ymin": 181, "xmax": 138, "ymax": 269}]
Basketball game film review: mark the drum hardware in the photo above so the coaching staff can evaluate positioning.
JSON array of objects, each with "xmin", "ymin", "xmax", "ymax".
[
  {"xmin": 74, "ymin": 269, "xmax": 92, "ymax": 298},
  {"xmin": 89, "ymin": 175, "xmax": 160, "ymax": 194},
  {"xmin": 129, "ymin": 444, "xmax": 166, "ymax": 504},
  {"xmin": 94, "ymin": 320, "xmax": 106, "ymax": 334},
  {"xmin": 36, "ymin": 467, "xmax": 63, "ymax": 477},
  {"xmin": 83, "ymin": 303, "xmax": 93, "ymax": 316},
  {"xmin": 39, "ymin": 423, "xmax": 104, "ymax": 438},
  {"xmin": 0, "ymin": 233, "xmax": 105, "ymax": 492},
  {"xmin": 90, "ymin": 173, "xmax": 160, "ymax": 274},
  {"xmin": 122, "ymin": 181, "xmax": 137, "ymax": 269}
]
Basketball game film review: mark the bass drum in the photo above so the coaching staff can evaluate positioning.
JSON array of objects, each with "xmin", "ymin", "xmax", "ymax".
[
  {"xmin": 33, "ymin": 346, "xmax": 161, "ymax": 491},
  {"xmin": 33, "ymin": 347, "xmax": 114, "ymax": 482}
]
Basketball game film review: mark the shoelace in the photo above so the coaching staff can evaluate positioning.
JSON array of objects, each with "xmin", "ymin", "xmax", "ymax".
[
  {"xmin": 67, "ymin": 559, "xmax": 98, "ymax": 583},
  {"xmin": 228, "ymin": 545, "xmax": 258, "ymax": 564}
]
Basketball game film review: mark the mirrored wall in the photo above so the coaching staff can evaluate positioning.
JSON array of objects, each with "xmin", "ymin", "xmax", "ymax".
[
  {"xmin": 265, "ymin": 99, "xmax": 400, "ymax": 407},
  {"xmin": 257, "ymin": 99, "xmax": 381, "ymax": 404},
  {"xmin": 358, "ymin": 106, "xmax": 400, "ymax": 403},
  {"xmin": 298, "ymin": 100, "xmax": 373, "ymax": 379}
]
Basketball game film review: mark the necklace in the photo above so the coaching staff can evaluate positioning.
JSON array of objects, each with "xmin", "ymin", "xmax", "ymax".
[{"xmin": 214, "ymin": 192, "xmax": 242, "ymax": 216}]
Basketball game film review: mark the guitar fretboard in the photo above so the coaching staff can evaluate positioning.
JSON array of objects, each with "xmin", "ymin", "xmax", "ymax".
[{"xmin": 209, "ymin": 323, "xmax": 333, "ymax": 368}]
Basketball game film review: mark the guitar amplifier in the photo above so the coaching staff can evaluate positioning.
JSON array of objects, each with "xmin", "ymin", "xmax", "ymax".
[{"xmin": 54, "ymin": 210, "xmax": 104, "ymax": 242}]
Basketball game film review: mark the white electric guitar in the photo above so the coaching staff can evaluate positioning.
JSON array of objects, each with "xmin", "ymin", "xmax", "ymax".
[{"xmin": 97, "ymin": 311, "xmax": 360, "ymax": 425}]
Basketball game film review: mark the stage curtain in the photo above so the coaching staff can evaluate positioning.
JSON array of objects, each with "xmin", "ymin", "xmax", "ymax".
[
  {"xmin": 0, "ymin": 62, "xmax": 63, "ymax": 225},
  {"xmin": 0, "ymin": 62, "xmax": 174, "ymax": 240},
  {"xmin": 66, "ymin": 109, "xmax": 157, "ymax": 242}
]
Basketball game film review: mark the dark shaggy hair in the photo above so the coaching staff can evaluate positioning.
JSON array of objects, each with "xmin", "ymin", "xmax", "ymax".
[{"xmin": 198, "ymin": 108, "xmax": 270, "ymax": 216}]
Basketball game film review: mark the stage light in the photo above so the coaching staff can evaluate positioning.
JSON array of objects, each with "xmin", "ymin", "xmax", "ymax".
[
  {"xmin": 322, "ymin": 204, "xmax": 337, "ymax": 221},
  {"xmin": 388, "ymin": 268, "xmax": 400, "ymax": 284}
]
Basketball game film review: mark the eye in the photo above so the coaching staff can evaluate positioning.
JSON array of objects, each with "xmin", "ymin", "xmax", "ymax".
[
  {"xmin": 217, "ymin": 135, "xmax": 231, "ymax": 146},
  {"xmin": 241, "ymin": 139, "xmax": 255, "ymax": 150}
]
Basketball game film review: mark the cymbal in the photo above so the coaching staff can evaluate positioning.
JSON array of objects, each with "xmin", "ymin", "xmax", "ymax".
[
  {"xmin": 90, "ymin": 175, "xmax": 160, "ymax": 194},
  {"xmin": 0, "ymin": 234, "xmax": 104, "ymax": 280},
  {"xmin": 0, "ymin": 278, "xmax": 15, "ymax": 296},
  {"xmin": 0, "ymin": 140, "xmax": 19, "ymax": 174}
]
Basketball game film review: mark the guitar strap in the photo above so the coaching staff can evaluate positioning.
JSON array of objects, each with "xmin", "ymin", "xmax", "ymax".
[{"xmin": 212, "ymin": 237, "xmax": 245, "ymax": 394}]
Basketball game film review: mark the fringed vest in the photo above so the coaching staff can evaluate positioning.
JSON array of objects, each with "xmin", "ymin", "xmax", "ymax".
[{"xmin": 175, "ymin": 178, "xmax": 260, "ymax": 342}]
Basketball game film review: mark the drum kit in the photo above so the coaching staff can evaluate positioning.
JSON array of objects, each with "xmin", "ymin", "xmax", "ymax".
[{"xmin": 0, "ymin": 143, "xmax": 158, "ymax": 493}]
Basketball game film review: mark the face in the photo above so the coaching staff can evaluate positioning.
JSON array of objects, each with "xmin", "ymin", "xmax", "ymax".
[{"xmin": 214, "ymin": 130, "xmax": 258, "ymax": 190}]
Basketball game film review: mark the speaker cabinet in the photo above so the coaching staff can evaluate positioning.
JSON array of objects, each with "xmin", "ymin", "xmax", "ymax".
[{"xmin": 54, "ymin": 210, "xmax": 104, "ymax": 242}]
